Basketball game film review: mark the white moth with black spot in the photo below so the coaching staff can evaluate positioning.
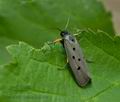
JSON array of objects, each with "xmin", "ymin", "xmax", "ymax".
[
  {"xmin": 53, "ymin": 17, "xmax": 91, "ymax": 87},
  {"xmin": 60, "ymin": 30, "xmax": 91, "ymax": 87}
]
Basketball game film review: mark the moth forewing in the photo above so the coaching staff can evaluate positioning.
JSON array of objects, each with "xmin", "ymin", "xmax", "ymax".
[{"xmin": 63, "ymin": 34, "xmax": 91, "ymax": 87}]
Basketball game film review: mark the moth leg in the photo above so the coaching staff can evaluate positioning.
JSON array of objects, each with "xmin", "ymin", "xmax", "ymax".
[
  {"xmin": 47, "ymin": 38, "xmax": 63, "ymax": 45},
  {"xmin": 73, "ymin": 34, "xmax": 79, "ymax": 37},
  {"xmin": 64, "ymin": 59, "xmax": 69, "ymax": 68},
  {"xmin": 73, "ymin": 29, "xmax": 86, "ymax": 36},
  {"xmin": 86, "ymin": 59, "xmax": 94, "ymax": 63},
  {"xmin": 53, "ymin": 38, "xmax": 62, "ymax": 43},
  {"xmin": 67, "ymin": 58, "xmax": 69, "ymax": 63},
  {"xmin": 58, "ymin": 59, "xmax": 69, "ymax": 70}
]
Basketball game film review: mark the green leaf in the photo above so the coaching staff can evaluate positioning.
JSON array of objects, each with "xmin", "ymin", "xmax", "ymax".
[
  {"xmin": 0, "ymin": 29, "xmax": 120, "ymax": 102},
  {"xmin": 0, "ymin": 0, "xmax": 115, "ymax": 65},
  {"xmin": 0, "ymin": 37, "xmax": 17, "ymax": 65},
  {"xmin": 0, "ymin": 0, "xmax": 114, "ymax": 48}
]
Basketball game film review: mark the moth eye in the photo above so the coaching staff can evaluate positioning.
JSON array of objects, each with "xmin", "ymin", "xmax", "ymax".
[
  {"xmin": 78, "ymin": 58, "xmax": 81, "ymax": 61},
  {"xmin": 73, "ymin": 48, "xmax": 75, "ymax": 51},
  {"xmin": 77, "ymin": 67, "xmax": 81, "ymax": 70},
  {"xmin": 72, "ymin": 56, "xmax": 75, "ymax": 59}
]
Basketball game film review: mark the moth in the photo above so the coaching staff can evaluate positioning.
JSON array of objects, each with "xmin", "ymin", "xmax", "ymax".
[{"xmin": 53, "ymin": 18, "xmax": 91, "ymax": 87}]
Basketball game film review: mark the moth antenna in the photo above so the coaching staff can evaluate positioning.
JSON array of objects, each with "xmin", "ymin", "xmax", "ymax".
[
  {"xmin": 56, "ymin": 27, "xmax": 62, "ymax": 32},
  {"xmin": 64, "ymin": 16, "xmax": 70, "ymax": 30}
]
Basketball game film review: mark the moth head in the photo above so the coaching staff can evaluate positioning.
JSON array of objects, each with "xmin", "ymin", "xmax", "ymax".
[{"xmin": 60, "ymin": 31, "xmax": 69, "ymax": 37}]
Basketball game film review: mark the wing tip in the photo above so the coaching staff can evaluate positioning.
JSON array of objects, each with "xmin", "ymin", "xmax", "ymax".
[{"xmin": 78, "ymin": 77, "xmax": 92, "ymax": 88}]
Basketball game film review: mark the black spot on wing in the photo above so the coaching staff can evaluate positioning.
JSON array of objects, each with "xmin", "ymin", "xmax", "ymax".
[
  {"xmin": 78, "ymin": 58, "xmax": 81, "ymax": 61},
  {"xmin": 72, "ymin": 56, "xmax": 75, "ymax": 59},
  {"xmin": 77, "ymin": 67, "xmax": 81, "ymax": 70},
  {"xmin": 73, "ymin": 48, "xmax": 75, "ymax": 51},
  {"xmin": 69, "ymin": 36, "xmax": 75, "ymax": 42}
]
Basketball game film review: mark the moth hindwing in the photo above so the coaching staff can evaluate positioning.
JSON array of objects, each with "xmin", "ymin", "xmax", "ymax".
[{"xmin": 60, "ymin": 30, "xmax": 91, "ymax": 87}]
